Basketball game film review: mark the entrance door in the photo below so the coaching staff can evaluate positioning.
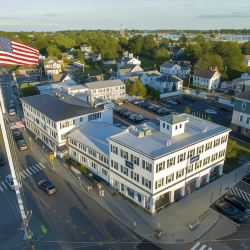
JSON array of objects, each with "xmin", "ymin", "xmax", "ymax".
[
  {"xmin": 210, "ymin": 166, "xmax": 220, "ymax": 181},
  {"xmin": 185, "ymin": 179, "xmax": 196, "ymax": 195},
  {"xmin": 155, "ymin": 192, "xmax": 171, "ymax": 210},
  {"xmin": 174, "ymin": 188, "xmax": 182, "ymax": 202}
]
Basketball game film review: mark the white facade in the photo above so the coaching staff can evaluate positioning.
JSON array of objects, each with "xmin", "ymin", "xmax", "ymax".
[
  {"xmin": 118, "ymin": 57, "xmax": 141, "ymax": 68},
  {"xmin": 21, "ymin": 94, "xmax": 112, "ymax": 156},
  {"xmin": 80, "ymin": 45, "xmax": 92, "ymax": 53},
  {"xmin": 160, "ymin": 62, "xmax": 190, "ymax": 79},
  {"xmin": 44, "ymin": 59, "xmax": 62, "ymax": 76},
  {"xmin": 117, "ymin": 65, "xmax": 144, "ymax": 81},
  {"xmin": 193, "ymin": 70, "xmax": 221, "ymax": 90},
  {"xmin": 108, "ymin": 115, "xmax": 231, "ymax": 213}
]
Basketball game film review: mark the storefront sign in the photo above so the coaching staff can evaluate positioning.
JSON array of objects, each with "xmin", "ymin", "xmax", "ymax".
[
  {"xmin": 190, "ymin": 155, "xmax": 200, "ymax": 164},
  {"xmin": 125, "ymin": 160, "xmax": 134, "ymax": 169}
]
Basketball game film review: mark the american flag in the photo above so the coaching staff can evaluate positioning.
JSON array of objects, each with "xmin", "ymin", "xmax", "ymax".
[{"xmin": 0, "ymin": 36, "xmax": 39, "ymax": 65}]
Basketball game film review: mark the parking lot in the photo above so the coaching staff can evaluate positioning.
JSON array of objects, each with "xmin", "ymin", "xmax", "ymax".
[{"xmin": 211, "ymin": 172, "xmax": 250, "ymax": 225}]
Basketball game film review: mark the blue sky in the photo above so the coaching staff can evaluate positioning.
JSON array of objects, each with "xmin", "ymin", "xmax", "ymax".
[{"xmin": 0, "ymin": 0, "xmax": 250, "ymax": 31}]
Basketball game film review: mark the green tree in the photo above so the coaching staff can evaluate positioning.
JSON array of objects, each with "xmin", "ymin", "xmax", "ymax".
[
  {"xmin": 46, "ymin": 45, "xmax": 61, "ymax": 57},
  {"xmin": 185, "ymin": 44, "xmax": 202, "ymax": 64},
  {"xmin": 154, "ymin": 48, "xmax": 170, "ymax": 61},
  {"xmin": 242, "ymin": 41, "xmax": 250, "ymax": 55},
  {"xmin": 184, "ymin": 106, "xmax": 191, "ymax": 114},
  {"xmin": 226, "ymin": 139, "xmax": 238, "ymax": 160},
  {"xmin": 74, "ymin": 49, "xmax": 84, "ymax": 62},
  {"xmin": 142, "ymin": 35, "xmax": 157, "ymax": 54},
  {"xmin": 196, "ymin": 54, "xmax": 224, "ymax": 73},
  {"xmin": 145, "ymin": 85, "xmax": 160, "ymax": 100},
  {"xmin": 129, "ymin": 36, "xmax": 143, "ymax": 55},
  {"xmin": 130, "ymin": 80, "xmax": 147, "ymax": 97}
]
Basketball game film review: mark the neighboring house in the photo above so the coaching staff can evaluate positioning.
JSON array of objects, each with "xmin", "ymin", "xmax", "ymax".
[
  {"xmin": 231, "ymin": 91, "xmax": 250, "ymax": 139},
  {"xmin": 118, "ymin": 52, "xmax": 141, "ymax": 68},
  {"xmin": 232, "ymin": 78, "xmax": 250, "ymax": 94},
  {"xmin": 62, "ymin": 52, "xmax": 75, "ymax": 60},
  {"xmin": 89, "ymin": 53, "xmax": 102, "ymax": 62},
  {"xmin": 84, "ymin": 79, "xmax": 126, "ymax": 105},
  {"xmin": 67, "ymin": 122, "xmax": 123, "ymax": 183},
  {"xmin": 160, "ymin": 61, "xmax": 190, "ymax": 79},
  {"xmin": 140, "ymin": 70, "xmax": 162, "ymax": 86},
  {"xmin": 152, "ymin": 75, "xmax": 183, "ymax": 93},
  {"xmin": 80, "ymin": 45, "xmax": 92, "ymax": 53},
  {"xmin": 21, "ymin": 93, "xmax": 113, "ymax": 157},
  {"xmin": 192, "ymin": 69, "xmax": 221, "ymax": 90},
  {"xmin": 73, "ymin": 62, "xmax": 84, "ymax": 71},
  {"xmin": 116, "ymin": 64, "xmax": 144, "ymax": 81},
  {"xmin": 108, "ymin": 114, "xmax": 231, "ymax": 213},
  {"xmin": 241, "ymin": 72, "xmax": 250, "ymax": 80},
  {"xmin": 17, "ymin": 65, "xmax": 40, "ymax": 76},
  {"xmin": 244, "ymin": 55, "xmax": 250, "ymax": 67},
  {"xmin": 220, "ymin": 81, "xmax": 233, "ymax": 91},
  {"xmin": 44, "ymin": 58, "xmax": 62, "ymax": 78}
]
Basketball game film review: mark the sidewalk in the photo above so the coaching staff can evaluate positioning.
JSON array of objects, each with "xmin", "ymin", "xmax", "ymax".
[{"xmin": 26, "ymin": 133, "xmax": 250, "ymax": 245}]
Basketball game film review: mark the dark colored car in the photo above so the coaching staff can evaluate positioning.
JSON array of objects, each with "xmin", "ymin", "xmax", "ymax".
[
  {"xmin": 219, "ymin": 106, "xmax": 232, "ymax": 112},
  {"xmin": 139, "ymin": 101, "xmax": 151, "ymax": 108},
  {"xmin": 214, "ymin": 200, "xmax": 247, "ymax": 222},
  {"xmin": 176, "ymin": 98, "xmax": 184, "ymax": 104},
  {"xmin": 243, "ymin": 175, "xmax": 250, "ymax": 184},
  {"xmin": 224, "ymin": 194, "xmax": 250, "ymax": 213},
  {"xmin": 155, "ymin": 108, "xmax": 171, "ymax": 115},
  {"xmin": 117, "ymin": 109, "xmax": 128, "ymax": 115},
  {"xmin": 38, "ymin": 179, "xmax": 57, "ymax": 195},
  {"xmin": 0, "ymin": 153, "xmax": 5, "ymax": 166},
  {"xmin": 16, "ymin": 139, "xmax": 28, "ymax": 151},
  {"xmin": 13, "ymin": 129, "xmax": 23, "ymax": 140},
  {"xmin": 122, "ymin": 111, "xmax": 134, "ymax": 118}
]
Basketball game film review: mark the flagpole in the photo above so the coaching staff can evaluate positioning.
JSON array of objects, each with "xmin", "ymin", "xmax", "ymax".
[{"xmin": 0, "ymin": 86, "xmax": 34, "ymax": 247}]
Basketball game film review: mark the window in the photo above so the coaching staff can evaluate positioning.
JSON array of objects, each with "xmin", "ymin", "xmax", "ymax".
[
  {"xmin": 120, "ymin": 149, "xmax": 128, "ymax": 160},
  {"xmin": 167, "ymin": 157, "xmax": 175, "ymax": 168},
  {"xmin": 176, "ymin": 168, "xmax": 185, "ymax": 179},
  {"xmin": 155, "ymin": 178, "xmax": 164, "ymax": 189},
  {"xmin": 142, "ymin": 177, "xmax": 152, "ymax": 189},
  {"xmin": 197, "ymin": 145, "xmax": 204, "ymax": 154},
  {"xmin": 213, "ymin": 138, "xmax": 220, "ymax": 147},
  {"xmin": 205, "ymin": 141, "xmax": 213, "ymax": 151},
  {"xmin": 211, "ymin": 153, "xmax": 218, "ymax": 162},
  {"xmin": 195, "ymin": 160, "xmax": 202, "ymax": 170},
  {"xmin": 187, "ymin": 149, "xmax": 195, "ymax": 158},
  {"xmin": 61, "ymin": 134, "xmax": 66, "ymax": 140},
  {"xmin": 72, "ymin": 151, "xmax": 77, "ymax": 157},
  {"xmin": 177, "ymin": 152, "xmax": 186, "ymax": 163},
  {"xmin": 175, "ymin": 125, "xmax": 178, "ymax": 130},
  {"xmin": 166, "ymin": 173, "xmax": 174, "ymax": 184},
  {"xmin": 203, "ymin": 156, "xmax": 210, "ymax": 166},
  {"xmin": 156, "ymin": 161, "xmax": 165, "ymax": 173},
  {"xmin": 247, "ymin": 117, "xmax": 250, "ymax": 124},
  {"xmin": 219, "ymin": 149, "xmax": 226, "ymax": 158},
  {"xmin": 121, "ymin": 165, "xmax": 128, "ymax": 176},
  {"xmin": 221, "ymin": 135, "xmax": 228, "ymax": 144},
  {"xmin": 102, "ymin": 168, "xmax": 107, "ymax": 176},
  {"xmin": 91, "ymin": 162, "xmax": 96, "ymax": 169},
  {"xmin": 111, "ymin": 160, "xmax": 118, "ymax": 170},
  {"xmin": 239, "ymin": 115, "xmax": 243, "ymax": 122},
  {"xmin": 163, "ymin": 123, "xmax": 165, "ymax": 128},
  {"xmin": 110, "ymin": 145, "xmax": 118, "ymax": 154},
  {"xmin": 131, "ymin": 154, "xmax": 139, "ymax": 165},
  {"xmin": 131, "ymin": 171, "xmax": 139, "ymax": 182},
  {"xmin": 242, "ymin": 101, "xmax": 246, "ymax": 110},
  {"xmin": 186, "ymin": 164, "xmax": 194, "ymax": 174},
  {"xmin": 88, "ymin": 112, "xmax": 101, "ymax": 121},
  {"xmin": 142, "ymin": 160, "xmax": 152, "ymax": 172},
  {"xmin": 244, "ymin": 128, "xmax": 248, "ymax": 134},
  {"xmin": 167, "ymin": 125, "xmax": 170, "ymax": 130}
]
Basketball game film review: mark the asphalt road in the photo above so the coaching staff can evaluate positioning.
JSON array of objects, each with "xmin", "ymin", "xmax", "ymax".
[{"xmin": 0, "ymin": 76, "xmax": 140, "ymax": 250}]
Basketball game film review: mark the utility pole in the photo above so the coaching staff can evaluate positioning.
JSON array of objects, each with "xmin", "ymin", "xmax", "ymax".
[{"xmin": 0, "ymin": 87, "xmax": 33, "ymax": 246}]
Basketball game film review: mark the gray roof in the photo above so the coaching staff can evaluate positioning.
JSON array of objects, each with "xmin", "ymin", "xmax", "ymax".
[
  {"xmin": 109, "ymin": 114, "xmax": 231, "ymax": 159},
  {"xmin": 21, "ymin": 93, "xmax": 102, "ymax": 122},
  {"xmin": 157, "ymin": 74, "xmax": 183, "ymax": 83},
  {"xmin": 160, "ymin": 114, "xmax": 188, "ymax": 125},
  {"xmin": 160, "ymin": 62, "xmax": 176, "ymax": 69},
  {"xmin": 193, "ymin": 69, "xmax": 219, "ymax": 79},
  {"xmin": 68, "ymin": 122, "xmax": 124, "ymax": 156},
  {"xmin": 235, "ymin": 90, "xmax": 250, "ymax": 101},
  {"xmin": 85, "ymin": 79, "xmax": 124, "ymax": 90}
]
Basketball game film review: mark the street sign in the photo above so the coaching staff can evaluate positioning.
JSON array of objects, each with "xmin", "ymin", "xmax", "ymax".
[{"xmin": 49, "ymin": 153, "xmax": 55, "ymax": 161}]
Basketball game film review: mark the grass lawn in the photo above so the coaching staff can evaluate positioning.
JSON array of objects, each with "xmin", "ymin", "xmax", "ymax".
[
  {"xmin": 84, "ymin": 62, "xmax": 104, "ymax": 75},
  {"xmin": 223, "ymin": 137, "xmax": 250, "ymax": 173},
  {"xmin": 20, "ymin": 83, "xmax": 38, "ymax": 97}
]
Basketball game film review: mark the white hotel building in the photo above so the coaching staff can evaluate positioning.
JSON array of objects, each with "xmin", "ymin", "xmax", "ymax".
[
  {"xmin": 67, "ymin": 113, "xmax": 231, "ymax": 214},
  {"xmin": 21, "ymin": 93, "xmax": 112, "ymax": 157}
]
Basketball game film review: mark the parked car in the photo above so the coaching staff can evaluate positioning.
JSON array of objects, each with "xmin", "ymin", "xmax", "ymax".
[
  {"xmin": 122, "ymin": 111, "xmax": 134, "ymax": 118},
  {"xmin": 0, "ymin": 153, "xmax": 5, "ymax": 166},
  {"xmin": 117, "ymin": 109, "xmax": 128, "ymax": 115},
  {"xmin": 205, "ymin": 109, "xmax": 218, "ymax": 115},
  {"xmin": 224, "ymin": 194, "xmax": 250, "ymax": 214},
  {"xmin": 5, "ymin": 174, "xmax": 15, "ymax": 190},
  {"xmin": 114, "ymin": 99, "xmax": 123, "ymax": 106},
  {"xmin": 214, "ymin": 200, "xmax": 247, "ymax": 222},
  {"xmin": 129, "ymin": 114, "xmax": 144, "ymax": 123},
  {"xmin": 13, "ymin": 129, "xmax": 23, "ymax": 140},
  {"xmin": 16, "ymin": 139, "xmax": 28, "ymax": 151},
  {"xmin": 9, "ymin": 107, "xmax": 16, "ymax": 116},
  {"xmin": 38, "ymin": 179, "xmax": 57, "ymax": 195},
  {"xmin": 183, "ymin": 95, "xmax": 195, "ymax": 102},
  {"xmin": 155, "ymin": 108, "xmax": 171, "ymax": 115},
  {"xmin": 147, "ymin": 105, "xmax": 161, "ymax": 112},
  {"xmin": 176, "ymin": 98, "xmax": 184, "ymax": 104},
  {"xmin": 219, "ymin": 106, "xmax": 232, "ymax": 112},
  {"xmin": 9, "ymin": 100, "xmax": 15, "ymax": 107},
  {"xmin": 165, "ymin": 99, "xmax": 178, "ymax": 105},
  {"xmin": 133, "ymin": 100, "xmax": 143, "ymax": 105},
  {"xmin": 139, "ymin": 101, "xmax": 151, "ymax": 108}
]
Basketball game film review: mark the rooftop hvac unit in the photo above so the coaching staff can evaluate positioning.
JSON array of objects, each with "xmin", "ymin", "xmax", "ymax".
[{"xmin": 166, "ymin": 140, "xmax": 171, "ymax": 146}]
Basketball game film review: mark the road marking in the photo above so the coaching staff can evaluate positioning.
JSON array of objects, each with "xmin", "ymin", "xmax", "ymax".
[
  {"xmin": 199, "ymin": 245, "xmax": 207, "ymax": 250},
  {"xmin": 29, "ymin": 167, "xmax": 36, "ymax": 174},
  {"xmin": 0, "ymin": 185, "xmax": 3, "ymax": 192},
  {"xmin": 2, "ymin": 181, "xmax": 8, "ymax": 189},
  {"xmin": 26, "ymin": 168, "xmax": 33, "ymax": 176},
  {"xmin": 38, "ymin": 163, "xmax": 46, "ymax": 169},
  {"xmin": 35, "ymin": 164, "xmax": 43, "ymax": 170},
  {"xmin": 190, "ymin": 242, "xmax": 200, "ymax": 250},
  {"xmin": 229, "ymin": 187, "xmax": 250, "ymax": 202},
  {"xmin": 22, "ymin": 169, "xmax": 30, "ymax": 177},
  {"xmin": 32, "ymin": 165, "xmax": 40, "ymax": 172},
  {"xmin": 20, "ymin": 172, "xmax": 26, "ymax": 179}
]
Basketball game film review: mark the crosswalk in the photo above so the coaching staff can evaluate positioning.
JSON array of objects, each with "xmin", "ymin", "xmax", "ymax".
[
  {"xmin": 228, "ymin": 187, "xmax": 250, "ymax": 202},
  {"xmin": 190, "ymin": 242, "xmax": 212, "ymax": 250},
  {"xmin": 0, "ymin": 163, "xmax": 45, "ymax": 192}
]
